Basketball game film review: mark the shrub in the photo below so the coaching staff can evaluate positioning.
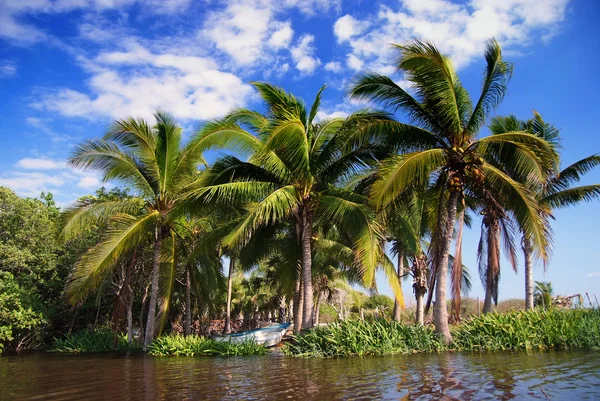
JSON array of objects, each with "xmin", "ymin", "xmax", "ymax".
[
  {"xmin": 52, "ymin": 328, "xmax": 140, "ymax": 353},
  {"xmin": 147, "ymin": 334, "xmax": 267, "ymax": 356}
]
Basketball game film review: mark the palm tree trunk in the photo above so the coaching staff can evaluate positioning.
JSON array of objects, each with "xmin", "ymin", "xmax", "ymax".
[
  {"xmin": 224, "ymin": 257, "xmax": 235, "ymax": 334},
  {"xmin": 184, "ymin": 268, "xmax": 191, "ymax": 336},
  {"xmin": 392, "ymin": 247, "xmax": 404, "ymax": 321},
  {"xmin": 127, "ymin": 287, "xmax": 133, "ymax": 345},
  {"xmin": 415, "ymin": 288, "xmax": 425, "ymax": 326},
  {"xmin": 434, "ymin": 190, "xmax": 458, "ymax": 343},
  {"xmin": 523, "ymin": 236, "xmax": 534, "ymax": 310},
  {"xmin": 293, "ymin": 276, "xmax": 303, "ymax": 333},
  {"xmin": 313, "ymin": 292, "xmax": 323, "ymax": 326},
  {"xmin": 301, "ymin": 209, "xmax": 314, "ymax": 330},
  {"xmin": 144, "ymin": 228, "xmax": 164, "ymax": 350},
  {"xmin": 278, "ymin": 295, "xmax": 286, "ymax": 323},
  {"xmin": 483, "ymin": 217, "xmax": 500, "ymax": 314}
]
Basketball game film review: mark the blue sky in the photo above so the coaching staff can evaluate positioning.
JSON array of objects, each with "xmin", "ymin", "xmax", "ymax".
[{"xmin": 1, "ymin": 0, "xmax": 599, "ymax": 303}]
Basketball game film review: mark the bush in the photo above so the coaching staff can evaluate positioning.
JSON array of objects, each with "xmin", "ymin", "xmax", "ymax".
[
  {"xmin": 147, "ymin": 334, "xmax": 268, "ymax": 356},
  {"xmin": 284, "ymin": 319, "xmax": 445, "ymax": 357},
  {"xmin": 52, "ymin": 328, "xmax": 140, "ymax": 353},
  {"xmin": 0, "ymin": 272, "xmax": 46, "ymax": 352},
  {"xmin": 284, "ymin": 309, "xmax": 600, "ymax": 357},
  {"xmin": 452, "ymin": 308, "xmax": 600, "ymax": 351}
]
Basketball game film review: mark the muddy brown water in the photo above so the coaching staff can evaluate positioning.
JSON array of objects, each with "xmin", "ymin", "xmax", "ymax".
[{"xmin": 1, "ymin": 350, "xmax": 598, "ymax": 400}]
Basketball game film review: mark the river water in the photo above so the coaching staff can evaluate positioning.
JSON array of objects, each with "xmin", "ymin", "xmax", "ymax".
[{"xmin": 1, "ymin": 350, "xmax": 598, "ymax": 400}]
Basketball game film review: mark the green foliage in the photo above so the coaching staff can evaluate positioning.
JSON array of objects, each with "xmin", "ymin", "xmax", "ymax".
[
  {"xmin": 284, "ymin": 319, "xmax": 445, "ymax": 357},
  {"xmin": 52, "ymin": 328, "xmax": 141, "ymax": 353},
  {"xmin": 452, "ymin": 309, "xmax": 600, "ymax": 351},
  {"xmin": 285, "ymin": 310, "xmax": 600, "ymax": 357},
  {"xmin": 362, "ymin": 294, "xmax": 394, "ymax": 311},
  {"xmin": 147, "ymin": 334, "xmax": 267, "ymax": 356},
  {"xmin": 0, "ymin": 272, "xmax": 46, "ymax": 352}
]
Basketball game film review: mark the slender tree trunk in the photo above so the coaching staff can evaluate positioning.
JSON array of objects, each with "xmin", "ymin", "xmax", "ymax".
[
  {"xmin": 301, "ymin": 209, "xmax": 314, "ymax": 330},
  {"xmin": 483, "ymin": 217, "xmax": 500, "ymax": 314},
  {"xmin": 127, "ymin": 286, "xmax": 133, "ymax": 345},
  {"xmin": 293, "ymin": 276, "xmax": 303, "ymax": 333},
  {"xmin": 144, "ymin": 228, "xmax": 164, "ymax": 350},
  {"xmin": 313, "ymin": 292, "xmax": 323, "ymax": 326},
  {"xmin": 415, "ymin": 288, "xmax": 425, "ymax": 326},
  {"xmin": 184, "ymin": 268, "xmax": 192, "ymax": 336},
  {"xmin": 224, "ymin": 257, "xmax": 235, "ymax": 334},
  {"xmin": 523, "ymin": 236, "xmax": 534, "ymax": 310},
  {"xmin": 139, "ymin": 284, "xmax": 149, "ymax": 341},
  {"xmin": 434, "ymin": 190, "xmax": 458, "ymax": 343},
  {"xmin": 392, "ymin": 247, "xmax": 404, "ymax": 321}
]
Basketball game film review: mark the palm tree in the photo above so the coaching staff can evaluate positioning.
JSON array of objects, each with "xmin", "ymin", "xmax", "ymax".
[
  {"xmin": 490, "ymin": 112, "xmax": 600, "ymax": 309},
  {"xmin": 349, "ymin": 39, "xmax": 553, "ymax": 342},
  {"xmin": 63, "ymin": 112, "xmax": 208, "ymax": 349},
  {"xmin": 183, "ymin": 83, "xmax": 397, "ymax": 330},
  {"xmin": 534, "ymin": 281, "xmax": 554, "ymax": 309}
]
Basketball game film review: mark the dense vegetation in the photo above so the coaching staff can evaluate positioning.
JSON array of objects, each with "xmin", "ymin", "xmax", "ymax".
[
  {"xmin": 147, "ymin": 335, "xmax": 267, "ymax": 356},
  {"xmin": 1, "ymin": 39, "xmax": 599, "ymax": 354},
  {"xmin": 284, "ymin": 309, "xmax": 600, "ymax": 357}
]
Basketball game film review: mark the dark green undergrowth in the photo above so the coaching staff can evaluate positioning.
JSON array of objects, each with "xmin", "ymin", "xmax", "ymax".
[
  {"xmin": 52, "ymin": 328, "xmax": 141, "ymax": 353},
  {"xmin": 284, "ymin": 309, "xmax": 600, "ymax": 357},
  {"xmin": 147, "ymin": 334, "xmax": 268, "ymax": 356}
]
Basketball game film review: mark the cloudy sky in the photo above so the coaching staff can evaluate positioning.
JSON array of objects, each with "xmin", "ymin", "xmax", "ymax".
[{"xmin": 1, "ymin": 0, "xmax": 599, "ymax": 301}]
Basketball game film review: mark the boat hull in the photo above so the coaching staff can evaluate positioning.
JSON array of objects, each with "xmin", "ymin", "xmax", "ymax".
[{"xmin": 213, "ymin": 323, "xmax": 291, "ymax": 347}]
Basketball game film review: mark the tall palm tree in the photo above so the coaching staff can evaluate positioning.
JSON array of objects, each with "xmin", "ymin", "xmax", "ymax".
[
  {"xmin": 350, "ymin": 39, "xmax": 554, "ymax": 342},
  {"xmin": 490, "ymin": 112, "xmax": 600, "ymax": 309},
  {"xmin": 63, "ymin": 112, "xmax": 207, "ymax": 349},
  {"xmin": 183, "ymin": 83, "xmax": 399, "ymax": 330}
]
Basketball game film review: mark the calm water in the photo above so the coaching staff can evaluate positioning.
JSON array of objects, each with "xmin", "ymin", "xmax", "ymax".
[{"xmin": 1, "ymin": 350, "xmax": 599, "ymax": 400}]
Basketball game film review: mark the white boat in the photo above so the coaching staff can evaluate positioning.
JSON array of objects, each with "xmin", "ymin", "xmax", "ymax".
[{"xmin": 212, "ymin": 323, "xmax": 291, "ymax": 347}]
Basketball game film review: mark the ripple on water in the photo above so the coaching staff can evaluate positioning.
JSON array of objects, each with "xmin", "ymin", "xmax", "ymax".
[{"xmin": 0, "ymin": 350, "xmax": 599, "ymax": 400}]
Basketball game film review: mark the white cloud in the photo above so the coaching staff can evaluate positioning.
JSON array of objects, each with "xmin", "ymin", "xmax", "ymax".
[
  {"xmin": 0, "ymin": 0, "xmax": 191, "ymax": 43},
  {"xmin": 334, "ymin": 14, "xmax": 368, "ymax": 43},
  {"xmin": 324, "ymin": 61, "xmax": 342, "ymax": 72},
  {"xmin": 291, "ymin": 34, "xmax": 321, "ymax": 74},
  {"xmin": 347, "ymin": 54, "xmax": 364, "ymax": 71},
  {"xmin": 0, "ymin": 61, "xmax": 17, "ymax": 78},
  {"xmin": 268, "ymin": 21, "xmax": 294, "ymax": 49},
  {"xmin": 78, "ymin": 176, "xmax": 101, "ymax": 188},
  {"xmin": 16, "ymin": 158, "xmax": 66, "ymax": 170},
  {"xmin": 586, "ymin": 272, "xmax": 600, "ymax": 278},
  {"xmin": 36, "ymin": 44, "xmax": 254, "ymax": 121},
  {"xmin": 338, "ymin": 0, "xmax": 570, "ymax": 72}
]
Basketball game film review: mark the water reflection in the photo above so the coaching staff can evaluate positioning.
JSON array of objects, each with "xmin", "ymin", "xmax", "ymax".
[{"xmin": 0, "ymin": 350, "xmax": 599, "ymax": 400}]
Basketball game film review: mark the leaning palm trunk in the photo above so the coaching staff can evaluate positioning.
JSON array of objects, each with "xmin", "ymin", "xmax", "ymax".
[
  {"xmin": 483, "ymin": 217, "xmax": 500, "ymax": 314},
  {"xmin": 184, "ymin": 268, "xmax": 191, "ymax": 336},
  {"xmin": 415, "ymin": 288, "xmax": 425, "ymax": 326},
  {"xmin": 413, "ymin": 256, "xmax": 428, "ymax": 326},
  {"xmin": 293, "ymin": 276, "xmax": 303, "ymax": 333},
  {"xmin": 523, "ymin": 236, "xmax": 534, "ymax": 310},
  {"xmin": 434, "ymin": 190, "xmax": 458, "ymax": 343},
  {"xmin": 392, "ymin": 249, "xmax": 404, "ymax": 321},
  {"xmin": 144, "ymin": 229, "xmax": 164, "ymax": 350},
  {"xmin": 301, "ymin": 210, "xmax": 314, "ymax": 329},
  {"xmin": 224, "ymin": 257, "xmax": 235, "ymax": 334}
]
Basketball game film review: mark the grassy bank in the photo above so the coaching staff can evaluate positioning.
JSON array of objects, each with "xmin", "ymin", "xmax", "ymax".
[
  {"xmin": 52, "ymin": 328, "xmax": 141, "ymax": 353},
  {"xmin": 52, "ymin": 330, "xmax": 267, "ymax": 356},
  {"xmin": 284, "ymin": 309, "xmax": 600, "ymax": 357},
  {"xmin": 147, "ymin": 334, "xmax": 267, "ymax": 356}
]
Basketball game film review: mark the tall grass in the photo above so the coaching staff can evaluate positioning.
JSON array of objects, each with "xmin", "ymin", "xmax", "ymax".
[
  {"xmin": 284, "ymin": 309, "xmax": 600, "ymax": 357},
  {"xmin": 52, "ymin": 328, "xmax": 140, "ymax": 353},
  {"xmin": 452, "ymin": 308, "xmax": 600, "ymax": 351},
  {"xmin": 283, "ymin": 319, "xmax": 445, "ymax": 357},
  {"xmin": 147, "ymin": 334, "xmax": 268, "ymax": 356}
]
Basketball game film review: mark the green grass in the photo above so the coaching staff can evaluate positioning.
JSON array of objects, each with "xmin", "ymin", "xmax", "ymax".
[
  {"xmin": 147, "ymin": 334, "xmax": 268, "ymax": 356},
  {"xmin": 283, "ymin": 319, "xmax": 445, "ymax": 357},
  {"xmin": 52, "ymin": 328, "xmax": 141, "ymax": 353},
  {"xmin": 284, "ymin": 309, "xmax": 600, "ymax": 357}
]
